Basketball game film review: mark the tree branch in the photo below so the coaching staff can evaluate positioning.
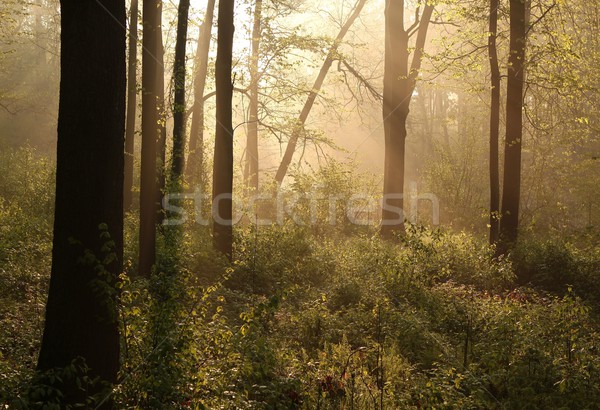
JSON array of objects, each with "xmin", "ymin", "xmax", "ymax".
[
  {"xmin": 409, "ymin": 4, "xmax": 435, "ymax": 82},
  {"xmin": 337, "ymin": 59, "xmax": 382, "ymax": 101},
  {"xmin": 406, "ymin": 4, "xmax": 421, "ymax": 36},
  {"xmin": 0, "ymin": 101, "xmax": 17, "ymax": 115},
  {"xmin": 525, "ymin": 1, "xmax": 557, "ymax": 36}
]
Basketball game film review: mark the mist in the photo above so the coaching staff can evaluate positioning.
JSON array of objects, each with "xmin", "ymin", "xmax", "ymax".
[{"xmin": 1, "ymin": 0, "xmax": 599, "ymax": 407}]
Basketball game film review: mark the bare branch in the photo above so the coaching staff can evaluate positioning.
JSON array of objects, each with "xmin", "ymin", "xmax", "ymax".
[
  {"xmin": 409, "ymin": 4, "xmax": 435, "ymax": 82},
  {"xmin": 337, "ymin": 59, "xmax": 383, "ymax": 101},
  {"xmin": 525, "ymin": 1, "xmax": 557, "ymax": 36},
  {"xmin": 406, "ymin": 3, "xmax": 421, "ymax": 36},
  {"xmin": 0, "ymin": 101, "xmax": 17, "ymax": 115}
]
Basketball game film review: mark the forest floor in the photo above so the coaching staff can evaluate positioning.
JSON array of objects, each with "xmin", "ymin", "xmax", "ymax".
[{"xmin": 1, "ymin": 147, "xmax": 600, "ymax": 409}]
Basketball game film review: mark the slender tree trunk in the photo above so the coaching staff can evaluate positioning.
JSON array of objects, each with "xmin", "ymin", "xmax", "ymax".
[
  {"xmin": 437, "ymin": 91, "xmax": 450, "ymax": 146},
  {"xmin": 139, "ymin": 0, "xmax": 160, "ymax": 276},
  {"xmin": 34, "ymin": 0, "xmax": 47, "ymax": 64},
  {"xmin": 156, "ymin": 1, "xmax": 167, "ymax": 225},
  {"xmin": 244, "ymin": 0, "xmax": 263, "ymax": 191},
  {"xmin": 186, "ymin": 0, "xmax": 216, "ymax": 185},
  {"xmin": 124, "ymin": 0, "xmax": 138, "ymax": 211},
  {"xmin": 380, "ymin": 0, "xmax": 434, "ymax": 238},
  {"xmin": 488, "ymin": 0, "xmax": 501, "ymax": 245},
  {"xmin": 499, "ymin": 0, "xmax": 527, "ymax": 249},
  {"xmin": 38, "ymin": 1, "xmax": 125, "ymax": 406},
  {"xmin": 170, "ymin": 0, "xmax": 191, "ymax": 182},
  {"xmin": 274, "ymin": 0, "xmax": 367, "ymax": 185},
  {"xmin": 213, "ymin": 0, "xmax": 235, "ymax": 260},
  {"xmin": 382, "ymin": 0, "xmax": 410, "ymax": 236}
]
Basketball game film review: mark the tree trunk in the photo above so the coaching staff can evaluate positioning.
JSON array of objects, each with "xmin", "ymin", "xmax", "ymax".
[
  {"xmin": 139, "ymin": 0, "xmax": 160, "ymax": 276},
  {"xmin": 274, "ymin": 0, "xmax": 367, "ymax": 186},
  {"xmin": 382, "ymin": 0, "xmax": 410, "ymax": 236},
  {"xmin": 244, "ymin": 0, "xmax": 263, "ymax": 192},
  {"xmin": 186, "ymin": 0, "xmax": 216, "ymax": 185},
  {"xmin": 156, "ymin": 1, "xmax": 167, "ymax": 225},
  {"xmin": 124, "ymin": 0, "xmax": 138, "ymax": 211},
  {"xmin": 37, "ymin": 0, "xmax": 125, "ymax": 405},
  {"xmin": 499, "ymin": 0, "xmax": 527, "ymax": 249},
  {"xmin": 213, "ymin": 0, "xmax": 235, "ymax": 260},
  {"xmin": 34, "ymin": 0, "xmax": 47, "ymax": 65},
  {"xmin": 488, "ymin": 0, "xmax": 500, "ymax": 245},
  {"xmin": 380, "ymin": 0, "xmax": 434, "ymax": 238},
  {"xmin": 170, "ymin": 0, "xmax": 191, "ymax": 182}
]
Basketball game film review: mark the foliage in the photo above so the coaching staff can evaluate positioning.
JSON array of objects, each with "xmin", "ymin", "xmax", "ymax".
[
  {"xmin": 11, "ymin": 358, "xmax": 111, "ymax": 410},
  {"xmin": 0, "ymin": 147, "xmax": 53, "ymax": 405},
  {"xmin": 1, "ymin": 0, "xmax": 600, "ymax": 406},
  {"xmin": 1, "ymin": 151, "xmax": 599, "ymax": 408},
  {"xmin": 511, "ymin": 236, "xmax": 600, "ymax": 304}
]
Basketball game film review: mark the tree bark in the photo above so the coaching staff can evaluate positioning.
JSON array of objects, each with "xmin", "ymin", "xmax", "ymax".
[
  {"xmin": 186, "ymin": 0, "xmax": 216, "ymax": 185},
  {"xmin": 499, "ymin": 0, "xmax": 527, "ymax": 249},
  {"xmin": 156, "ymin": 1, "xmax": 167, "ymax": 225},
  {"xmin": 124, "ymin": 0, "xmax": 138, "ymax": 211},
  {"xmin": 213, "ymin": 0, "xmax": 235, "ymax": 260},
  {"xmin": 380, "ymin": 0, "xmax": 434, "ymax": 238},
  {"xmin": 170, "ymin": 0, "xmax": 191, "ymax": 182},
  {"xmin": 274, "ymin": 0, "xmax": 368, "ymax": 186},
  {"xmin": 139, "ymin": 0, "xmax": 160, "ymax": 276},
  {"xmin": 244, "ymin": 0, "xmax": 263, "ymax": 192},
  {"xmin": 37, "ymin": 0, "xmax": 125, "ymax": 405},
  {"xmin": 488, "ymin": 0, "xmax": 500, "ymax": 245}
]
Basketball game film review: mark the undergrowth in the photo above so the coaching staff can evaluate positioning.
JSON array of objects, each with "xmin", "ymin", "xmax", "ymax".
[{"xmin": 1, "ymin": 148, "xmax": 599, "ymax": 409}]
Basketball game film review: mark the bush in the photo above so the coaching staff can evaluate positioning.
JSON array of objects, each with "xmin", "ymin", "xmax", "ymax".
[
  {"xmin": 0, "ymin": 147, "xmax": 53, "ymax": 405},
  {"xmin": 2, "ymin": 148, "xmax": 600, "ymax": 409},
  {"xmin": 511, "ymin": 237, "xmax": 600, "ymax": 303}
]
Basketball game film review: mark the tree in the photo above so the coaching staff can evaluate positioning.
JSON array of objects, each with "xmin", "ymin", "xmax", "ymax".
[
  {"xmin": 488, "ymin": 0, "xmax": 501, "ymax": 245},
  {"xmin": 156, "ymin": 1, "xmax": 167, "ymax": 225},
  {"xmin": 139, "ymin": 0, "xmax": 160, "ymax": 276},
  {"xmin": 186, "ymin": 0, "xmax": 216, "ymax": 185},
  {"xmin": 124, "ymin": 0, "xmax": 138, "ymax": 211},
  {"xmin": 381, "ymin": 0, "xmax": 434, "ymax": 238},
  {"xmin": 274, "ymin": 0, "xmax": 368, "ymax": 186},
  {"xmin": 170, "ymin": 0, "xmax": 191, "ymax": 182},
  {"xmin": 244, "ymin": 0, "xmax": 263, "ymax": 191},
  {"xmin": 37, "ymin": 0, "xmax": 125, "ymax": 404},
  {"xmin": 0, "ymin": 0, "xmax": 60, "ymax": 148},
  {"xmin": 499, "ymin": 0, "xmax": 527, "ymax": 249},
  {"xmin": 213, "ymin": 0, "xmax": 235, "ymax": 259}
]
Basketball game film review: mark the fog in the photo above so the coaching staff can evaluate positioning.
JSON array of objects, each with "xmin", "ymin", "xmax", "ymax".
[
  {"xmin": 2, "ymin": 1, "xmax": 600, "ymax": 407},
  {"xmin": 1, "ymin": 0, "xmax": 598, "ymax": 232}
]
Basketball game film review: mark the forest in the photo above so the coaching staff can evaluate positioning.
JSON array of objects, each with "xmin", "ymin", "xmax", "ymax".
[{"xmin": 0, "ymin": 0, "xmax": 599, "ymax": 408}]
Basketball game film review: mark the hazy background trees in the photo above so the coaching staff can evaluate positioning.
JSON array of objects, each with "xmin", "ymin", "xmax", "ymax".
[{"xmin": 4, "ymin": 0, "xmax": 596, "ymax": 239}]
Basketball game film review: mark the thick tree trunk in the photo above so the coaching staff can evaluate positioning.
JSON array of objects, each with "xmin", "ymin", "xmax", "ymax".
[
  {"xmin": 244, "ymin": 0, "xmax": 263, "ymax": 191},
  {"xmin": 380, "ymin": 0, "xmax": 433, "ymax": 238},
  {"xmin": 499, "ymin": 0, "xmax": 527, "ymax": 249},
  {"xmin": 37, "ymin": 0, "xmax": 125, "ymax": 405},
  {"xmin": 124, "ymin": 0, "xmax": 138, "ymax": 211},
  {"xmin": 139, "ymin": 0, "xmax": 160, "ymax": 276},
  {"xmin": 488, "ymin": 0, "xmax": 501, "ymax": 245},
  {"xmin": 274, "ymin": 0, "xmax": 367, "ymax": 186},
  {"xmin": 186, "ymin": 0, "xmax": 216, "ymax": 185},
  {"xmin": 213, "ymin": 0, "xmax": 235, "ymax": 260},
  {"xmin": 170, "ymin": 0, "xmax": 191, "ymax": 182}
]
